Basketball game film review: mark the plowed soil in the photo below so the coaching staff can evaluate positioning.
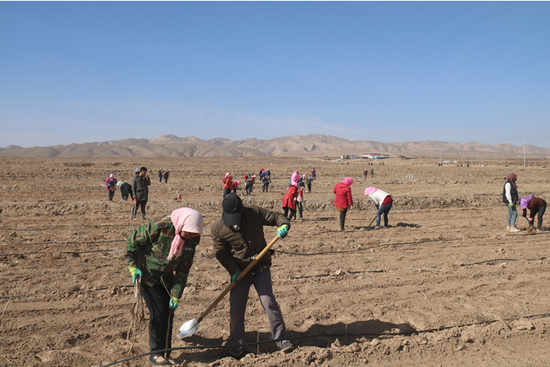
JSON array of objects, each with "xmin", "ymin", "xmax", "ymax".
[{"xmin": 1, "ymin": 156, "xmax": 550, "ymax": 367}]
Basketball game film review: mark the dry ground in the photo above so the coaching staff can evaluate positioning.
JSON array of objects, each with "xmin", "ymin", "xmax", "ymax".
[{"xmin": 1, "ymin": 156, "xmax": 550, "ymax": 367}]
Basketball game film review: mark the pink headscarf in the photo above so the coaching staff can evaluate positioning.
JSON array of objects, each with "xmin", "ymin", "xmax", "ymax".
[
  {"xmin": 291, "ymin": 171, "xmax": 300, "ymax": 183},
  {"xmin": 167, "ymin": 208, "xmax": 203, "ymax": 261},
  {"xmin": 364, "ymin": 186, "xmax": 378, "ymax": 196},
  {"xmin": 343, "ymin": 177, "xmax": 353, "ymax": 186}
]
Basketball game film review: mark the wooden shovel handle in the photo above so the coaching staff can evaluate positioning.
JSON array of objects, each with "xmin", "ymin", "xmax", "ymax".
[{"xmin": 197, "ymin": 235, "xmax": 280, "ymax": 323}]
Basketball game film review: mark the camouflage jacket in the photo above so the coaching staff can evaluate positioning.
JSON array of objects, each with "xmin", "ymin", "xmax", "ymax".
[{"xmin": 125, "ymin": 216, "xmax": 199, "ymax": 299}]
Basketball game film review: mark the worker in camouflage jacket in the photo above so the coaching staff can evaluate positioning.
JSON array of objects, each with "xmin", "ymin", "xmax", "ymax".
[
  {"xmin": 126, "ymin": 208, "xmax": 203, "ymax": 366},
  {"xmin": 210, "ymin": 193, "xmax": 294, "ymax": 359}
]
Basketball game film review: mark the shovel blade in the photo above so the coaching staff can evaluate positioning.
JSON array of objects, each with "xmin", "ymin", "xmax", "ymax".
[{"xmin": 177, "ymin": 318, "xmax": 198, "ymax": 339}]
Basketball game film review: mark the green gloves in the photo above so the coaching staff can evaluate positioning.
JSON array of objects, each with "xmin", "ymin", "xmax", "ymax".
[
  {"xmin": 128, "ymin": 264, "xmax": 142, "ymax": 284},
  {"xmin": 231, "ymin": 271, "xmax": 242, "ymax": 284},
  {"xmin": 508, "ymin": 202, "xmax": 514, "ymax": 208},
  {"xmin": 277, "ymin": 224, "xmax": 289, "ymax": 239},
  {"xmin": 349, "ymin": 206, "xmax": 354, "ymax": 210},
  {"xmin": 169, "ymin": 297, "xmax": 179, "ymax": 311}
]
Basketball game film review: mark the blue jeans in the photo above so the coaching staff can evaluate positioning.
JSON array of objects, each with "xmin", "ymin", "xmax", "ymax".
[
  {"xmin": 507, "ymin": 204, "xmax": 518, "ymax": 227},
  {"xmin": 376, "ymin": 201, "xmax": 393, "ymax": 227}
]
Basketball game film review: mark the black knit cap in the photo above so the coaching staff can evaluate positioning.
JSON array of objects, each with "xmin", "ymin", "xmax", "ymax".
[{"xmin": 222, "ymin": 193, "xmax": 243, "ymax": 227}]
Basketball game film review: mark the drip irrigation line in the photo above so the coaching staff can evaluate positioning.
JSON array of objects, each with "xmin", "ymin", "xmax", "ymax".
[
  {"xmin": 0, "ymin": 224, "xmax": 129, "ymax": 231},
  {"xmin": 462, "ymin": 257, "xmax": 547, "ymax": 266},
  {"xmin": 0, "ymin": 249, "xmax": 120, "ymax": 257},
  {"xmin": 0, "ymin": 240, "xmax": 119, "ymax": 247},
  {"xmin": 103, "ymin": 313, "xmax": 550, "ymax": 366}
]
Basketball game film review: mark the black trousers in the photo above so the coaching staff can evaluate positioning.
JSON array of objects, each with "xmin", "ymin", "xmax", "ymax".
[
  {"xmin": 108, "ymin": 190, "xmax": 114, "ymax": 201},
  {"xmin": 141, "ymin": 284, "xmax": 173, "ymax": 357},
  {"xmin": 132, "ymin": 200, "xmax": 147, "ymax": 218},
  {"xmin": 283, "ymin": 207, "xmax": 296, "ymax": 220},
  {"xmin": 339, "ymin": 209, "xmax": 348, "ymax": 230},
  {"xmin": 535, "ymin": 201, "xmax": 546, "ymax": 229},
  {"xmin": 223, "ymin": 188, "xmax": 232, "ymax": 197}
]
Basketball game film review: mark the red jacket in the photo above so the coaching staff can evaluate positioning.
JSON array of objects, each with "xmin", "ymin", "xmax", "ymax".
[
  {"xmin": 282, "ymin": 185, "xmax": 298, "ymax": 210},
  {"xmin": 223, "ymin": 177, "xmax": 233, "ymax": 189},
  {"xmin": 333, "ymin": 182, "xmax": 353, "ymax": 209}
]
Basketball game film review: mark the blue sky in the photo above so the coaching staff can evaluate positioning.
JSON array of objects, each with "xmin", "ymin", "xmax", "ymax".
[{"xmin": 1, "ymin": 2, "xmax": 550, "ymax": 148}]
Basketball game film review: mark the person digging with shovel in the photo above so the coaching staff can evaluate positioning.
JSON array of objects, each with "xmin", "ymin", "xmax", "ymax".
[
  {"xmin": 210, "ymin": 193, "xmax": 294, "ymax": 359},
  {"xmin": 126, "ymin": 207, "xmax": 203, "ymax": 366}
]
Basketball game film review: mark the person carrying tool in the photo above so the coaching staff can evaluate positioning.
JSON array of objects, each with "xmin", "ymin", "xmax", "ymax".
[
  {"xmin": 520, "ymin": 195, "xmax": 546, "ymax": 232},
  {"xmin": 333, "ymin": 177, "xmax": 354, "ymax": 231},
  {"xmin": 503, "ymin": 173, "xmax": 520, "ymax": 232},
  {"xmin": 210, "ymin": 193, "xmax": 294, "ymax": 359},
  {"xmin": 126, "ymin": 208, "xmax": 203, "ymax": 366},
  {"xmin": 164, "ymin": 169, "xmax": 171, "ymax": 184},
  {"xmin": 364, "ymin": 186, "xmax": 393, "ymax": 229}
]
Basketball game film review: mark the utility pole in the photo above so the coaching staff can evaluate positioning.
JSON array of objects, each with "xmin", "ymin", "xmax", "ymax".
[{"xmin": 439, "ymin": 142, "xmax": 442, "ymax": 165}]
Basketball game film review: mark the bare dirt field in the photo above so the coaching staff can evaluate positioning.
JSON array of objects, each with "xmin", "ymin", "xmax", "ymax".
[{"xmin": 1, "ymin": 156, "xmax": 550, "ymax": 367}]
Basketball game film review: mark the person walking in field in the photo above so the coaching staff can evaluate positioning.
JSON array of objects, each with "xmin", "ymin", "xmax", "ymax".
[
  {"xmin": 363, "ymin": 169, "xmax": 368, "ymax": 180},
  {"xmin": 244, "ymin": 175, "xmax": 251, "ymax": 196},
  {"xmin": 521, "ymin": 195, "xmax": 546, "ymax": 232},
  {"xmin": 282, "ymin": 179, "xmax": 298, "ymax": 220},
  {"xmin": 306, "ymin": 174, "xmax": 313, "ymax": 193},
  {"xmin": 210, "ymin": 194, "xmax": 293, "ymax": 359},
  {"xmin": 370, "ymin": 168, "xmax": 374, "ymax": 179},
  {"xmin": 365, "ymin": 186, "xmax": 393, "ymax": 229},
  {"xmin": 132, "ymin": 167, "xmax": 151, "ymax": 220},
  {"xmin": 503, "ymin": 173, "xmax": 520, "ymax": 232},
  {"xmin": 333, "ymin": 177, "xmax": 354, "ymax": 231},
  {"xmin": 261, "ymin": 173, "xmax": 270, "ymax": 193},
  {"xmin": 164, "ymin": 169, "xmax": 171, "ymax": 184},
  {"xmin": 158, "ymin": 169, "xmax": 164, "ymax": 184},
  {"xmin": 126, "ymin": 207, "xmax": 203, "ymax": 366},
  {"xmin": 296, "ymin": 182, "xmax": 305, "ymax": 221},
  {"xmin": 106, "ymin": 174, "xmax": 118, "ymax": 201}
]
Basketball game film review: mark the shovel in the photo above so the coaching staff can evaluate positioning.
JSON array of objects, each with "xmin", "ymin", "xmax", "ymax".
[{"xmin": 177, "ymin": 235, "xmax": 280, "ymax": 338}]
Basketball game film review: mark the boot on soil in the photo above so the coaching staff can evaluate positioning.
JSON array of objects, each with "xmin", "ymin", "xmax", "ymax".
[
  {"xmin": 509, "ymin": 227, "xmax": 520, "ymax": 232},
  {"xmin": 149, "ymin": 354, "xmax": 172, "ymax": 366}
]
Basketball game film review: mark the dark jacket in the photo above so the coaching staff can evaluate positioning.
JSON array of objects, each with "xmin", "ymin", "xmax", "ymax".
[
  {"xmin": 133, "ymin": 173, "xmax": 151, "ymax": 201},
  {"xmin": 523, "ymin": 196, "xmax": 546, "ymax": 218},
  {"xmin": 502, "ymin": 180, "xmax": 518, "ymax": 204},
  {"xmin": 211, "ymin": 204, "xmax": 290, "ymax": 278}
]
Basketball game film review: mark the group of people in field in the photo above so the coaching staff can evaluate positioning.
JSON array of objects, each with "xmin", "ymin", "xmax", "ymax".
[
  {"xmin": 120, "ymin": 164, "xmax": 545, "ymax": 366},
  {"xmin": 503, "ymin": 172, "xmax": 546, "ymax": 232},
  {"xmin": 105, "ymin": 167, "xmax": 155, "ymax": 220}
]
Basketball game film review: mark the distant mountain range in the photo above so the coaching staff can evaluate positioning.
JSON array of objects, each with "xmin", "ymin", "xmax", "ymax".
[{"xmin": 1, "ymin": 134, "xmax": 549, "ymax": 158}]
